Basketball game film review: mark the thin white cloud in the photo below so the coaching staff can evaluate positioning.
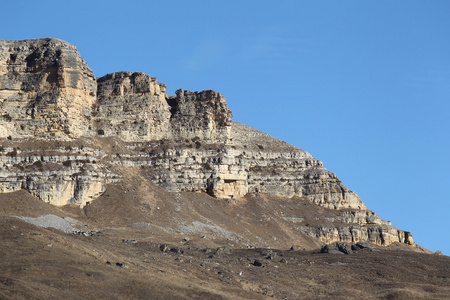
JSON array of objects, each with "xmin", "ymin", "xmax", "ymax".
[
  {"xmin": 239, "ymin": 32, "xmax": 311, "ymax": 66},
  {"xmin": 182, "ymin": 38, "xmax": 228, "ymax": 71},
  {"xmin": 181, "ymin": 28, "xmax": 311, "ymax": 72}
]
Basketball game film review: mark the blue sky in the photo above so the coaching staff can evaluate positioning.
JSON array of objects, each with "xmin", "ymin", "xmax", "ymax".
[{"xmin": 2, "ymin": 1, "xmax": 449, "ymax": 255}]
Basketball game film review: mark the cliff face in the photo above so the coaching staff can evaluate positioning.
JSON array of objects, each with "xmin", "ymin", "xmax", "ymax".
[
  {"xmin": 95, "ymin": 71, "xmax": 233, "ymax": 143},
  {"xmin": 95, "ymin": 71, "xmax": 171, "ymax": 142},
  {"xmin": 0, "ymin": 38, "xmax": 415, "ymax": 248},
  {"xmin": 0, "ymin": 38, "xmax": 96, "ymax": 139},
  {"xmin": 168, "ymin": 89, "xmax": 232, "ymax": 143},
  {"xmin": 134, "ymin": 121, "xmax": 364, "ymax": 210}
]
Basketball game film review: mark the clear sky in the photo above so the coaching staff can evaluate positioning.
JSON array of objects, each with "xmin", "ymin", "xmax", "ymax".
[{"xmin": 2, "ymin": 1, "xmax": 449, "ymax": 255}]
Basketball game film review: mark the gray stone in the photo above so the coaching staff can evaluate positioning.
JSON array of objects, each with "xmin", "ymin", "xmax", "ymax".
[
  {"xmin": 159, "ymin": 244, "xmax": 169, "ymax": 252},
  {"xmin": 252, "ymin": 260, "xmax": 263, "ymax": 267},
  {"xmin": 356, "ymin": 242, "xmax": 371, "ymax": 249},
  {"xmin": 122, "ymin": 239, "xmax": 138, "ymax": 244}
]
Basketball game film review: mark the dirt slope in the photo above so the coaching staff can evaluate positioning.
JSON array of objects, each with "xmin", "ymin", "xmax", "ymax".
[{"xmin": 1, "ymin": 184, "xmax": 449, "ymax": 299}]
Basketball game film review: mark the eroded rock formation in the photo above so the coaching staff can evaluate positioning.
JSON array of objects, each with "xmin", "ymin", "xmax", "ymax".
[
  {"xmin": 0, "ymin": 38, "xmax": 415, "ymax": 248},
  {"xmin": 95, "ymin": 71, "xmax": 170, "ymax": 142},
  {"xmin": 0, "ymin": 38, "xmax": 96, "ymax": 139}
]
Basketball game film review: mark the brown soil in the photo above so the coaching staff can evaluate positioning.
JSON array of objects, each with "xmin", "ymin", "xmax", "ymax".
[{"xmin": 1, "ymin": 186, "xmax": 449, "ymax": 299}]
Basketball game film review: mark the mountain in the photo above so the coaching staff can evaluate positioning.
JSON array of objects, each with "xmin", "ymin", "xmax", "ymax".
[{"xmin": 0, "ymin": 38, "xmax": 448, "ymax": 299}]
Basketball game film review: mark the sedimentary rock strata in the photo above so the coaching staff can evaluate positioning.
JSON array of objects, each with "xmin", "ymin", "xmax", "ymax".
[
  {"xmin": 95, "ymin": 71, "xmax": 171, "ymax": 142},
  {"xmin": 0, "ymin": 38, "xmax": 414, "ymax": 247}
]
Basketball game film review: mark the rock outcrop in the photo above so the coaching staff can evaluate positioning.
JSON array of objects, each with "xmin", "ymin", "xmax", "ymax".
[
  {"xmin": 0, "ymin": 38, "xmax": 415, "ymax": 248},
  {"xmin": 0, "ymin": 142, "xmax": 119, "ymax": 207},
  {"xmin": 95, "ymin": 71, "xmax": 171, "ymax": 142},
  {"xmin": 0, "ymin": 38, "xmax": 96, "ymax": 139},
  {"xmin": 168, "ymin": 89, "xmax": 232, "ymax": 143},
  {"xmin": 94, "ymin": 71, "xmax": 233, "ymax": 143}
]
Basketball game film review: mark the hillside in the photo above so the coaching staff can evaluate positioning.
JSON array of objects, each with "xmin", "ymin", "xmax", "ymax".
[{"xmin": 0, "ymin": 38, "xmax": 448, "ymax": 299}]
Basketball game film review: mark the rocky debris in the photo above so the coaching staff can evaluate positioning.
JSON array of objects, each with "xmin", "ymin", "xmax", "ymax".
[
  {"xmin": 321, "ymin": 244, "xmax": 345, "ymax": 255},
  {"xmin": 251, "ymin": 259, "xmax": 263, "ymax": 267},
  {"xmin": 15, "ymin": 214, "xmax": 79, "ymax": 233},
  {"xmin": 321, "ymin": 242, "xmax": 379, "ymax": 254},
  {"xmin": 174, "ymin": 257, "xmax": 185, "ymax": 263},
  {"xmin": 213, "ymin": 247, "xmax": 233, "ymax": 256},
  {"xmin": 207, "ymin": 247, "xmax": 234, "ymax": 258},
  {"xmin": 289, "ymin": 246, "xmax": 306, "ymax": 251},
  {"xmin": 159, "ymin": 244, "xmax": 170, "ymax": 252},
  {"xmin": 106, "ymin": 261, "xmax": 128, "ymax": 268},
  {"xmin": 122, "ymin": 239, "xmax": 138, "ymax": 244},
  {"xmin": 260, "ymin": 249, "xmax": 278, "ymax": 260},
  {"xmin": 0, "ymin": 277, "xmax": 14, "ymax": 287},
  {"xmin": 337, "ymin": 243, "xmax": 353, "ymax": 254},
  {"xmin": 171, "ymin": 247, "xmax": 184, "ymax": 254},
  {"xmin": 180, "ymin": 237, "xmax": 190, "ymax": 244},
  {"xmin": 15, "ymin": 214, "xmax": 98, "ymax": 236},
  {"xmin": 159, "ymin": 244, "xmax": 184, "ymax": 254},
  {"xmin": 352, "ymin": 242, "xmax": 371, "ymax": 250},
  {"xmin": 73, "ymin": 229, "xmax": 98, "ymax": 236},
  {"xmin": 320, "ymin": 243, "xmax": 353, "ymax": 254},
  {"xmin": 177, "ymin": 221, "xmax": 240, "ymax": 241},
  {"xmin": 266, "ymin": 253, "xmax": 277, "ymax": 260}
]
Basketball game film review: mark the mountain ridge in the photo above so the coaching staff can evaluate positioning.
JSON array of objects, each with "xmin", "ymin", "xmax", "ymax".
[{"xmin": 0, "ymin": 38, "xmax": 419, "ymax": 250}]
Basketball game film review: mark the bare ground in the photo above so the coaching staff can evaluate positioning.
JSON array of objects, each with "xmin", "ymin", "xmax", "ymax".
[{"xmin": 0, "ymin": 185, "xmax": 449, "ymax": 299}]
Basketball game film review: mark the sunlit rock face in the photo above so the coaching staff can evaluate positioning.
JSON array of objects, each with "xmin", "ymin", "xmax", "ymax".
[
  {"xmin": 94, "ymin": 73, "xmax": 233, "ymax": 143},
  {"xmin": 168, "ymin": 89, "xmax": 232, "ymax": 143},
  {"xmin": 0, "ymin": 38, "xmax": 96, "ymax": 140},
  {"xmin": 95, "ymin": 71, "xmax": 171, "ymax": 142}
]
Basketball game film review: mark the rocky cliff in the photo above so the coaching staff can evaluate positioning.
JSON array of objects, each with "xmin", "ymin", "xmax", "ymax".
[
  {"xmin": 0, "ymin": 38, "xmax": 416, "ymax": 248},
  {"xmin": 0, "ymin": 38, "xmax": 96, "ymax": 139}
]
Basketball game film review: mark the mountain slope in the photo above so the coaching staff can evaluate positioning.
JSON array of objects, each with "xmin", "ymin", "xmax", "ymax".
[
  {"xmin": 0, "ymin": 38, "xmax": 418, "ymax": 250},
  {"xmin": 1, "ymin": 37, "xmax": 449, "ymax": 299}
]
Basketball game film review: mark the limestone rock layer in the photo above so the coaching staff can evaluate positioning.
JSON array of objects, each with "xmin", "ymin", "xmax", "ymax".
[
  {"xmin": 0, "ymin": 38, "xmax": 414, "ymax": 248},
  {"xmin": 0, "ymin": 38, "xmax": 96, "ymax": 139}
]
